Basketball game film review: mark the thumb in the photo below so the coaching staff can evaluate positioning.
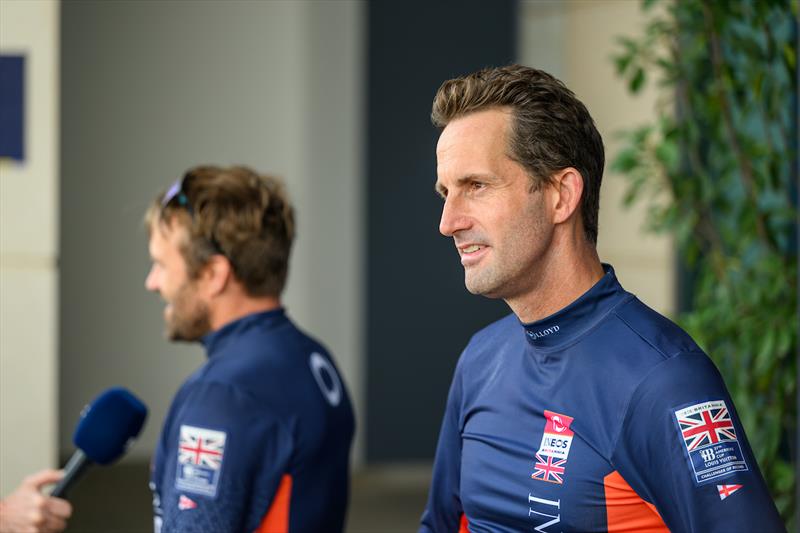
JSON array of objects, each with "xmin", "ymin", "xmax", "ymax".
[{"xmin": 21, "ymin": 468, "xmax": 64, "ymax": 490}]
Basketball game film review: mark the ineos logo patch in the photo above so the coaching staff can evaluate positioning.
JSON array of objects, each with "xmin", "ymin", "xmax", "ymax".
[
  {"xmin": 309, "ymin": 352, "xmax": 342, "ymax": 407},
  {"xmin": 552, "ymin": 416, "xmax": 567, "ymax": 433}
]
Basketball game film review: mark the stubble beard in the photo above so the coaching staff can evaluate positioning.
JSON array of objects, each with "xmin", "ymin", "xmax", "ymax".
[
  {"xmin": 463, "ymin": 195, "xmax": 550, "ymax": 300},
  {"xmin": 464, "ymin": 263, "xmax": 503, "ymax": 297},
  {"xmin": 166, "ymin": 281, "xmax": 212, "ymax": 342},
  {"xmin": 463, "ymin": 241, "xmax": 539, "ymax": 299}
]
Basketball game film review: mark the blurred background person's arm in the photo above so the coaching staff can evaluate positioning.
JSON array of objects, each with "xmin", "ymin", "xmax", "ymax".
[{"xmin": 0, "ymin": 470, "xmax": 71, "ymax": 533}]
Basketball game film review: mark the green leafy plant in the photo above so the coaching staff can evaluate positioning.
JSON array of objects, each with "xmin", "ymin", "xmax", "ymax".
[{"xmin": 612, "ymin": 0, "xmax": 797, "ymax": 526}]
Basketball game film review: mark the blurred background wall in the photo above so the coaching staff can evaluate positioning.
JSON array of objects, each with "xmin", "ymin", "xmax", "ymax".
[
  {"xmin": 365, "ymin": 1, "xmax": 515, "ymax": 464},
  {"xmin": 0, "ymin": 0, "xmax": 59, "ymax": 497},
  {"xmin": 1, "ymin": 0, "xmax": 671, "ymax": 530}
]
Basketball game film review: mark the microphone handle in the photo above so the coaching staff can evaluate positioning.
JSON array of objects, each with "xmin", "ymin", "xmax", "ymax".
[{"xmin": 50, "ymin": 450, "xmax": 92, "ymax": 498}]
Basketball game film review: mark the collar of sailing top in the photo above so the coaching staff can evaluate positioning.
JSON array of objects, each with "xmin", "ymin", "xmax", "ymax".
[
  {"xmin": 520, "ymin": 264, "xmax": 632, "ymax": 351},
  {"xmin": 200, "ymin": 307, "xmax": 288, "ymax": 357}
]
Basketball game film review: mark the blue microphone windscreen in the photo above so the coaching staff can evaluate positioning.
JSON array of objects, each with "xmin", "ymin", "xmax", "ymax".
[{"xmin": 73, "ymin": 387, "xmax": 148, "ymax": 465}]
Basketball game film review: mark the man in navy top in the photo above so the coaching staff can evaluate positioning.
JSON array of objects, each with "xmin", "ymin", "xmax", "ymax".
[
  {"xmin": 421, "ymin": 65, "xmax": 784, "ymax": 532},
  {"xmin": 145, "ymin": 166, "xmax": 354, "ymax": 532}
]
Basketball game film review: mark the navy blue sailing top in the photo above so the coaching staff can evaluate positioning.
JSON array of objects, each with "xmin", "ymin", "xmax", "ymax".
[
  {"xmin": 420, "ymin": 266, "xmax": 784, "ymax": 532},
  {"xmin": 151, "ymin": 308, "xmax": 354, "ymax": 533}
]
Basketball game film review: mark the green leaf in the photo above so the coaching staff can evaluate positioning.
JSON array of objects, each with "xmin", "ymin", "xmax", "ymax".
[
  {"xmin": 613, "ymin": 53, "xmax": 634, "ymax": 75},
  {"xmin": 630, "ymin": 67, "xmax": 646, "ymax": 93},
  {"xmin": 654, "ymin": 139, "xmax": 679, "ymax": 169},
  {"xmin": 642, "ymin": 0, "xmax": 659, "ymax": 11},
  {"xmin": 611, "ymin": 147, "xmax": 641, "ymax": 173},
  {"xmin": 616, "ymin": 36, "xmax": 638, "ymax": 53},
  {"xmin": 783, "ymin": 42, "xmax": 796, "ymax": 70},
  {"xmin": 754, "ymin": 327, "xmax": 777, "ymax": 376},
  {"xmin": 655, "ymin": 56, "xmax": 675, "ymax": 74},
  {"xmin": 775, "ymin": 326, "xmax": 792, "ymax": 357}
]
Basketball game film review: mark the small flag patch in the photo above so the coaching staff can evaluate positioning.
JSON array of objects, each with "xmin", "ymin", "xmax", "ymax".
[
  {"xmin": 178, "ymin": 494, "xmax": 198, "ymax": 510},
  {"xmin": 532, "ymin": 452, "xmax": 567, "ymax": 484},
  {"xmin": 717, "ymin": 484, "xmax": 743, "ymax": 501}
]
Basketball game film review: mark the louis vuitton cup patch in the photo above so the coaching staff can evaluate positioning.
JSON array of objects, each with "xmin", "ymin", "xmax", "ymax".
[{"xmin": 673, "ymin": 400, "xmax": 748, "ymax": 485}]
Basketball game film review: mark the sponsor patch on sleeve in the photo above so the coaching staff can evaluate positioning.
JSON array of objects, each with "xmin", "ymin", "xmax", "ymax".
[
  {"xmin": 673, "ymin": 400, "xmax": 748, "ymax": 485},
  {"xmin": 175, "ymin": 425, "xmax": 226, "ymax": 497}
]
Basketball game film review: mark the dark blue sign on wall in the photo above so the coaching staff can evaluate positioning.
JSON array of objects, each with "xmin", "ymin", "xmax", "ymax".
[{"xmin": 0, "ymin": 55, "xmax": 25, "ymax": 161}]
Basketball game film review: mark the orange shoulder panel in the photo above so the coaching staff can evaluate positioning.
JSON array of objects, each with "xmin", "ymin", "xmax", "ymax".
[
  {"xmin": 603, "ymin": 470, "xmax": 669, "ymax": 533},
  {"xmin": 459, "ymin": 513, "xmax": 469, "ymax": 533},
  {"xmin": 255, "ymin": 474, "xmax": 293, "ymax": 533}
]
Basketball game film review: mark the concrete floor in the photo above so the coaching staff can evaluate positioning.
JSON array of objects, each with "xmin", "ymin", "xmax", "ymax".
[{"xmin": 62, "ymin": 462, "xmax": 431, "ymax": 533}]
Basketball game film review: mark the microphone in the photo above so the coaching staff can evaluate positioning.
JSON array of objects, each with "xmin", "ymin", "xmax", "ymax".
[{"xmin": 51, "ymin": 387, "xmax": 148, "ymax": 498}]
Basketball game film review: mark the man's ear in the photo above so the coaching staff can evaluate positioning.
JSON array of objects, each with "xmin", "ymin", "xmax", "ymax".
[
  {"xmin": 201, "ymin": 255, "xmax": 233, "ymax": 297},
  {"xmin": 548, "ymin": 167, "xmax": 584, "ymax": 225}
]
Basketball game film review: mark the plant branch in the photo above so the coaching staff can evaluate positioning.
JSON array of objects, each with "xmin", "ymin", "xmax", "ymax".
[
  {"xmin": 761, "ymin": 20, "xmax": 794, "ymax": 204},
  {"xmin": 674, "ymin": 78, "xmax": 726, "ymax": 277},
  {"xmin": 702, "ymin": 0, "xmax": 774, "ymax": 250},
  {"xmin": 761, "ymin": 21, "xmax": 792, "ymax": 156}
]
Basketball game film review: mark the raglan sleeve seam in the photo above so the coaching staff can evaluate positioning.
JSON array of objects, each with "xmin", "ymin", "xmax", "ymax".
[{"xmin": 609, "ymin": 350, "xmax": 706, "ymax": 463}]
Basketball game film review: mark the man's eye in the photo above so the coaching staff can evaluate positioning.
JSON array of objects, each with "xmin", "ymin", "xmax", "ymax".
[{"xmin": 470, "ymin": 181, "xmax": 484, "ymax": 191}]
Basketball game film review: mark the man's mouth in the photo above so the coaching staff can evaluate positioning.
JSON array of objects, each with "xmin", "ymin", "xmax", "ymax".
[{"xmin": 458, "ymin": 243, "xmax": 489, "ymax": 266}]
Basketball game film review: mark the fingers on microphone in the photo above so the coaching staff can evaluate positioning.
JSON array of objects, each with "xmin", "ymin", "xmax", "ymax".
[
  {"xmin": 43, "ymin": 513, "xmax": 69, "ymax": 533},
  {"xmin": 23, "ymin": 469, "xmax": 64, "ymax": 490},
  {"xmin": 45, "ymin": 497, "xmax": 72, "ymax": 519}
]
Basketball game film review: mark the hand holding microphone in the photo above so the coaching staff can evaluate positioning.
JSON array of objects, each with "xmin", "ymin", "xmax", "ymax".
[
  {"xmin": 0, "ymin": 470, "xmax": 71, "ymax": 533},
  {"xmin": 51, "ymin": 387, "xmax": 148, "ymax": 499},
  {"xmin": 0, "ymin": 387, "xmax": 146, "ymax": 532}
]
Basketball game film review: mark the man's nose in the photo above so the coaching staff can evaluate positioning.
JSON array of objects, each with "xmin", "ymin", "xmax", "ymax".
[
  {"xmin": 144, "ymin": 265, "xmax": 159, "ymax": 292},
  {"xmin": 439, "ymin": 196, "xmax": 472, "ymax": 237}
]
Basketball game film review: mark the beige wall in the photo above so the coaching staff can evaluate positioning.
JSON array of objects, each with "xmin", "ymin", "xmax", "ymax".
[
  {"xmin": 0, "ymin": 0, "xmax": 60, "ymax": 496},
  {"xmin": 520, "ymin": 0, "xmax": 675, "ymax": 314}
]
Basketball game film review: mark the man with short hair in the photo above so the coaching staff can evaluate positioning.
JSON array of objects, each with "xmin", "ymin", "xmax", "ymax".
[
  {"xmin": 145, "ymin": 166, "xmax": 354, "ymax": 533},
  {"xmin": 420, "ymin": 65, "xmax": 783, "ymax": 532}
]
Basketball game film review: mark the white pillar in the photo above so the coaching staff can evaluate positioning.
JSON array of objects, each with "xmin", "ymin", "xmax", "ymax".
[{"xmin": 0, "ymin": 0, "xmax": 60, "ymax": 496}]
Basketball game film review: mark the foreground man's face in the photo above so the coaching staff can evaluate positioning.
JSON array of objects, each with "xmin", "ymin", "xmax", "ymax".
[{"xmin": 435, "ymin": 108, "xmax": 554, "ymax": 301}]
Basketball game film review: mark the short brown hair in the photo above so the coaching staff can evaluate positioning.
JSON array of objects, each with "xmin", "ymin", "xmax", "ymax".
[
  {"xmin": 146, "ymin": 165, "xmax": 295, "ymax": 297},
  {"xmin": 432, "ymin": 64, "xmax": 604, "ymax": 244}
]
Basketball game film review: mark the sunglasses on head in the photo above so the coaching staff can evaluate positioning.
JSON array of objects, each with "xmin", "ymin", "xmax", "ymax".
[
  {"xmin": 162, "ymin": 173, "xmax": 192, "ymax": 212},
  {"xmin": 160, "ymin": 173, "xmax": 228, "ymax": 260}
]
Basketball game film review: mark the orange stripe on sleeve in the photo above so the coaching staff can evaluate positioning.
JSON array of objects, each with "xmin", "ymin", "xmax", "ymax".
[
  {"xmin": 603, "ymin": 470, "xmax": 668, "ymax": 533},
  {"xmin": 255, "ymin": 474, "xmax": 293, "ymax": 533},
  {"xmin": 459, "ymin": 513, "xmax": 469, "ymax": 533}
]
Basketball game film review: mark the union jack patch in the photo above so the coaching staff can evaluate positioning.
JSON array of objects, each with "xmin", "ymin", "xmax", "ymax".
[
  {"xmin": 677, "ymin": 401, "xmax": 737, "ymax": 450},
  {"xmin": 175, "ymin": 425, "xmax": 227, "ymax": 497},
  {"xmin": 673, "ymin": 400, "xmax": 748, "ymax": 485},
  {"xmin": 531, "ymin": 452, "xmax": 567, "ymax": 484}
]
